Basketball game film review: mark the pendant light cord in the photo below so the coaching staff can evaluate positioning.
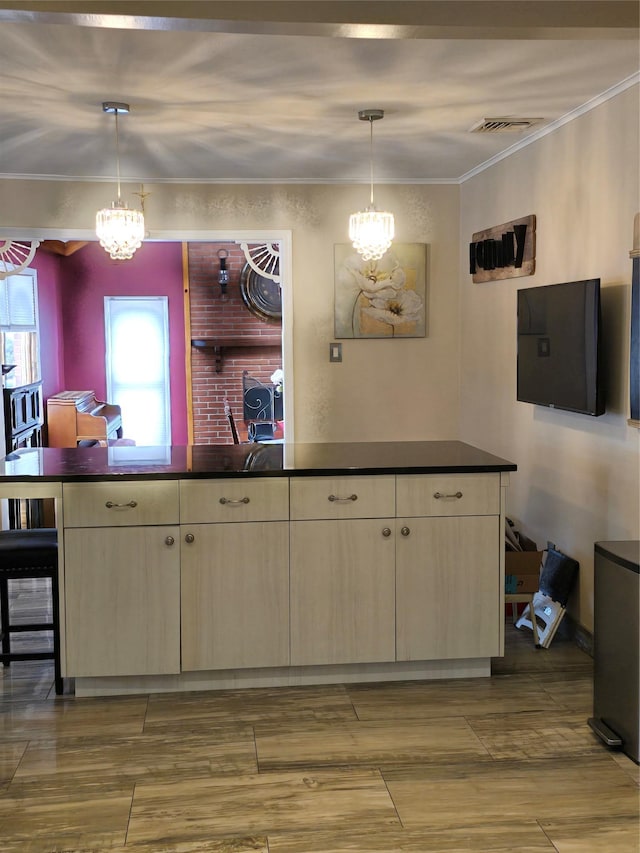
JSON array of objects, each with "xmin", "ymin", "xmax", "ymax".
[
  {"xmin": 114, "ymin": 109, "xmax": 122, "ymax": 203},
  {"xmin": 368, "ymin": 117, "xmax": 374, "ymax": 207}
]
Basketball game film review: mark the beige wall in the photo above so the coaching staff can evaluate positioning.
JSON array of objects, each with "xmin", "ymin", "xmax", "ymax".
[
  {"xmin": 459, "ymin": 85, "xmax": 640, "ymax": 632},
  {"xmin": 5, "ymin": 86, "xmax": 637, "ymax": 633},
  {"xmin": 0, "ymin": 180, "xmax": 461, "ymax": 443}
]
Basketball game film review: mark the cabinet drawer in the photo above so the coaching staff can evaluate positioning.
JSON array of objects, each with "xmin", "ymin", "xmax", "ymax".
[
  {"xmin": 63, "ymin": 480, "xmax": 180, "ymax": 528},
  {"xmin": 290, "ymin": 475, "xmax": 395, "ymax": 520},
  {"xmin": 180, "ymin": 477, "xmax": 288, "ymax": 523},
  {"xmin": 396, "ymin": 474, "xmax": 499, "ymax": 517}
]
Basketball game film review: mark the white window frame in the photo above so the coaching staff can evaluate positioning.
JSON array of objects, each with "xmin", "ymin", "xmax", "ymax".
[{"xmin": 104, "ymin": 295, "xmax": 171, "ymax": 446}]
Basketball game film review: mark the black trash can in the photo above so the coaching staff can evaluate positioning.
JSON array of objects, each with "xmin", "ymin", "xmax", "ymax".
[{"xmin": 588, "ymin": 540, "xmax": 640, "ymax": 764}]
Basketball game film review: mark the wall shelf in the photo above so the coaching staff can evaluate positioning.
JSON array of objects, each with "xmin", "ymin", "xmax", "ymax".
[{"xmin": 191, "ymin": 337, "xmax": 281, "ymax": 373}]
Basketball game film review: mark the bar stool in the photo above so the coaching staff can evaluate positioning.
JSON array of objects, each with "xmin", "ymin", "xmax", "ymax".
[{"xmin": 0, "ymin": 528, "xmax": 62, "ymax": 694}]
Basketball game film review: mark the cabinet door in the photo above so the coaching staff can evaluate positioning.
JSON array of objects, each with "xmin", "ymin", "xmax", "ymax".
[
  {"xmin": 290, "ymin": 519, "xmax": 395, "ymax": 666},
  {"xmin": 181, "ymin": 522, "xmax": 289, "ymax": 671},
  {"xmin": 396, "ymin": 515, "xmax": 500, "ymax": 661},
  {"xmin": 65, "ymin": 526, "xmax": 180, "ymax": 677}
]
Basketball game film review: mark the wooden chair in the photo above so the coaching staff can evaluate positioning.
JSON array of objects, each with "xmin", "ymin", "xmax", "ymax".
[{"xmin": 0, "ymin": 528, "xmax": 62, "ymax": 694}]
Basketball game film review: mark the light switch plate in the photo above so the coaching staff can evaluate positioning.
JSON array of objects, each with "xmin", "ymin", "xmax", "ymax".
[{"xmin": 329, "ymin": 342, "xmax": 342, "ymax": 363}]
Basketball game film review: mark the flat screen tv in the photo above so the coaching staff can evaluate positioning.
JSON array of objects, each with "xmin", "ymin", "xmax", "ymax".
[{"xmin": 517, "ymin": 278, "xmax": 605, "ymax": 416}]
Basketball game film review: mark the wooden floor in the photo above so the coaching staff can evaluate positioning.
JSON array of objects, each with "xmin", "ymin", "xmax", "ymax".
[{"xmin": 0, "ymin": 581, "xmax": 638, "ymax": 852}]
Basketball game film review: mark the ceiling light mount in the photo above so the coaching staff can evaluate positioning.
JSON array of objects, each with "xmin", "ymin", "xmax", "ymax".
[
  {"xmin": 95, "ymin": 101, "xmax": 145, "ymax": 261},
  {"xmin": 358, "ymin": 108, "xmax": 384, "ymax": 123},
  {"xmin": 349, "ymin": 107, "xmax": 394, "ymax": 262},
  {"xmin": 102, "ymin": 101, "xmax": 130, "ymax": 115}
]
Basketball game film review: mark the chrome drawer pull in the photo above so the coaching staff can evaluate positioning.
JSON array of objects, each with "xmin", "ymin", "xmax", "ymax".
[
  {"xmin": 433, "ymin": 491, "xmax": 463, "ymax": 500},
  {"xmin": 219, "ymin": 496, "xmax": 250, "ymax": 505},
  {"xmin": 382, "ymin": 527, "xmax": 391, "ymax": 538},
  {"xmin": 328, "ymin": 494, "xmax": 358, "ymax": 502},
  {"xmin": 105, "ymin": 500, "xmax": 138, "ymax": 509},
  {"xmin": 184, "ymin": 533, "xmax": 195, "ymax": 544}
]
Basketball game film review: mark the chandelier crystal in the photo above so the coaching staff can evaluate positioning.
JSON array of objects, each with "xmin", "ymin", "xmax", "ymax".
[
  {"xmin": 95, "ymin": 102, "xmax": 144, "ymax": 260},
  {"xmin": 349, "ymin": 109, "xmax": 394, "ymax": 261}
]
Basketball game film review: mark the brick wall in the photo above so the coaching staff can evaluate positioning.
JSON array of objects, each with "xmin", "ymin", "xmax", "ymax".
[{"xmin": 188, "ymin": 243, "xmax": 283, "ymax": 444}]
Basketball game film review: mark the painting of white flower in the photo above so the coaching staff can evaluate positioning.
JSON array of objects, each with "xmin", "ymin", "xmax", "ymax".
[{"xmin": 334, "ymin": 243, "xmax": 427, "ymax": 338}]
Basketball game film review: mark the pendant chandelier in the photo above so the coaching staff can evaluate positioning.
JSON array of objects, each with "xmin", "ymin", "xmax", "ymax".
[
  {"xmin": 95, "ymin": 102, "xmax": 145, "ymax": 261},
  {"xmin": 348, "ymin": 108, "xmax": 394, "ymax": 261}
]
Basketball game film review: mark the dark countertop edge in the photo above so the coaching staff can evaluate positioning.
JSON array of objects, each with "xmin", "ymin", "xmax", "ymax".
[{"xmin": 0, "ymin": 462, "xmax": 517, "ymax": 484}]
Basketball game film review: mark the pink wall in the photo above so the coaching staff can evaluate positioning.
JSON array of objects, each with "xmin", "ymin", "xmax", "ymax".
[
  {"xmin": 58, "ymin": 241, "xmax": 188, "ymax": 444},
  {"xmin": 32, "ymin": 250, "xmax": 65, "ymax": 400}
]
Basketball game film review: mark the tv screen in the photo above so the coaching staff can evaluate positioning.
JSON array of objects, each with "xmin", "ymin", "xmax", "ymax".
[{"xmin": 517, "ymin": 279, "xmax": 605, "ymax": 416}]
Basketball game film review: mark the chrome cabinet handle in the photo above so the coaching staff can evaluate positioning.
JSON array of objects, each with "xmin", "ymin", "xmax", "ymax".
[
  {"xmin": 401, "ymin": 526, "xmax": 410, "ymax": 537},
  {"xmin": 105, "ymin": 500, "xmax": 138, "ymax": 509},
  {"xmin": 433, "ymin": 491, "xmax": 463, "ymax": 500},
  {"xmin": 219, "ymin": 497, "xmax": 250, "ymax": 505},
  {"xmin": 382, "ymin": 527, "xmax": 391, "ymax": 538},
  {"xmin": 328, "ymin": 494, "xmax": 358, "ymax": 502},
  {"xmin": 165, "ymin": 536, "xmax": 175, "ymax": 546},
  {"xmin": 184, "ymin": 533, "xmax": 195, "ymax": 544}
]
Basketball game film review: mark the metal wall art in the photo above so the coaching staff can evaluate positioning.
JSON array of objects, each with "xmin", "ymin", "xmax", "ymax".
[{"xmin": 469, "ymin": 214, "xmax": 536, "ymax": 283}]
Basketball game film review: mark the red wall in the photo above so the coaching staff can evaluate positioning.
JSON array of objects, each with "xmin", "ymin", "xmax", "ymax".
[
  {"xmin": 30, "ymin": 240, "xmax": 282, "ymax": 446},
  {"xmin": 188, "ymin": 243, "xmax": 283, "ymax": 443},
  {"xmin": 32, "ymin": 250, "xmax": 65, "ymax": 401},
  {"xmin": 58, "ymin": 241, "xmax": 188, "ymax": 444}
]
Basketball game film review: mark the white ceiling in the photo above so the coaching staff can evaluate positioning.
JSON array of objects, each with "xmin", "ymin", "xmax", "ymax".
[{"xmin": 0, "ymin": 1, "xmax": 638, "ymax": 185}]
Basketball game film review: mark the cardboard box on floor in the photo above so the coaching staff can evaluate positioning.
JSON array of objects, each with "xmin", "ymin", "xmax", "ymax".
[{"xmin": 505, "ymin": 550, "xmax": 544, "ymax": 593}]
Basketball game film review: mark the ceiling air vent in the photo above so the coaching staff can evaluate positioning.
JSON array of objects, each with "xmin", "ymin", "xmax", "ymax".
[{"xmin": 470, "ymin": 117, "xmax": 543, "ymax": 133}]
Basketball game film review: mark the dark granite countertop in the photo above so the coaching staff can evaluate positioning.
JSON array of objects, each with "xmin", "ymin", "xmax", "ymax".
[{"xmin": 0, "ymin": 441, "xmax": 516, "ymax": 483}]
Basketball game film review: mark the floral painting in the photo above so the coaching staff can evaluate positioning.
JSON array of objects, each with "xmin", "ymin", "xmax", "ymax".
[{"xmin": 334, "ymin": 243, "xmax": 427, "ymax": 338}]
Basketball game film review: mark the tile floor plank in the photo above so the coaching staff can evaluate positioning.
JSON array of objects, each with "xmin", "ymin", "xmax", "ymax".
[
  {"xmin": 14, "ymin": 728, "xmax": 258, "ymax": 784},
  {"xmin": 0, "ymin": 785, "xmax": 133, "ymax": 851},
  {"xmin": 267, "ymin": 820, "xmax": 558, "ymax": 852},
  {"xmin": 66, "ymin": 840, "xmax": 268, "ymax": 853},
  {"xmin": 145, "ymin": 685, "xmax": 357, "ymax": 732},
  {"xmin": 385, "ymin": 754, "xmax": 640, "ymax": 829},
  {"xmin": 0, "ymin": 695, "xmax": 149, "ymax": 741},
  {"xmin": 540, "ymin": 814, "xmax": 640, "ymax": 852},
  {"xmin": 0, "ymin": 739, "xmax": 27, "ymax": 783},
  {"xmin": 347, "ymin": 674, "xmax": 565, "ymax": 721},
  {"xmin": 127, "ymin": 769, "xmax": 400, "ymax": 845},
  {"xmin": 255, "ymin": 717, "xmax": 490, "ymax": 769},
  {"xmin": 466, "ymin": 708, "xmax": 605, "ymax": 759}
]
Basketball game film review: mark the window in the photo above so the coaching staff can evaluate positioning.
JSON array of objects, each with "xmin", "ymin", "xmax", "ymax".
[
  {"xmin": 104, "ymin": 296, "xmax": 170, "ymax": 446},
  {"xmin": 0, "ymin": 269, "xmax": 40, "ymax": 387}
]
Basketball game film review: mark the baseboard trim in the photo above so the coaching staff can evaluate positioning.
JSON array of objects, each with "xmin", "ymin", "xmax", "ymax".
[
  {"xmin": 556, "ymin": 611, "xmax": 593, "ymax": 656},
  {"xmin": 73, "ymin": 657, "xmax": 492, "ymax": 698}
]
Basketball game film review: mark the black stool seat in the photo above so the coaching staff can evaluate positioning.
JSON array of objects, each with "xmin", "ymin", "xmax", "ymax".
[{"xmin": 0, "ymin": 528, "xmax": 62, "ymax": 694}]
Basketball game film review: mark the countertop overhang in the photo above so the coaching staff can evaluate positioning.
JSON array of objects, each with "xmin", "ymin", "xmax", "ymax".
[{"xmin": 0, "ymin": 441, "xmax": 516, "ymax": 483}]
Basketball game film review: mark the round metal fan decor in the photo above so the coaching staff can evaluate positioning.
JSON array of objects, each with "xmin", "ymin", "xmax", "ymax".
[
  {"xmin": 239, "ymin": 242, "xmax": 280, "ymax": 283},
  {"xmin": 240, "ymin": 261, "xmax": 282, "ymax": 322},
  {"xmin": 0, "ymin": 240, "xmax": 40, "ymax": 279}
]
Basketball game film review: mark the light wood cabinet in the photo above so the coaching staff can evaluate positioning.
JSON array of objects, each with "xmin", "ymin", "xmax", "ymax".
[
  {"xmin": 61, "ymin": 469, "xmax": 505, "ymax": 683},
  {"xmin": 63, "ymin": 481, "xmax": 181, "ymax": 678},
  {"xmin": 290, "ymin": 518, "xmax": 396, "ymax": 666},
  {"xmin": 396, "ymin": 515, "xmax": 501, "ymax": 661},
  {"xmin": 64, "ymin": 525, "xmax": 181, "ymax": 676},
  {"xmin": 63, "ymin": 480, "xmax": 180, "ymax": 527},
  {"xmin": 179, "ymin": 479, "xmax": 289, "ymax": 671},
  {"xmin": 395, "ymin": 473, "xmax": 502, "ymax": 661},
  {"xmin": 289, "ymin": 476, "xmax": 396, "ymax": 666},
  {"xmin": 181, "ymin": 521, "xmax": 289, "ymax": 671}
]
